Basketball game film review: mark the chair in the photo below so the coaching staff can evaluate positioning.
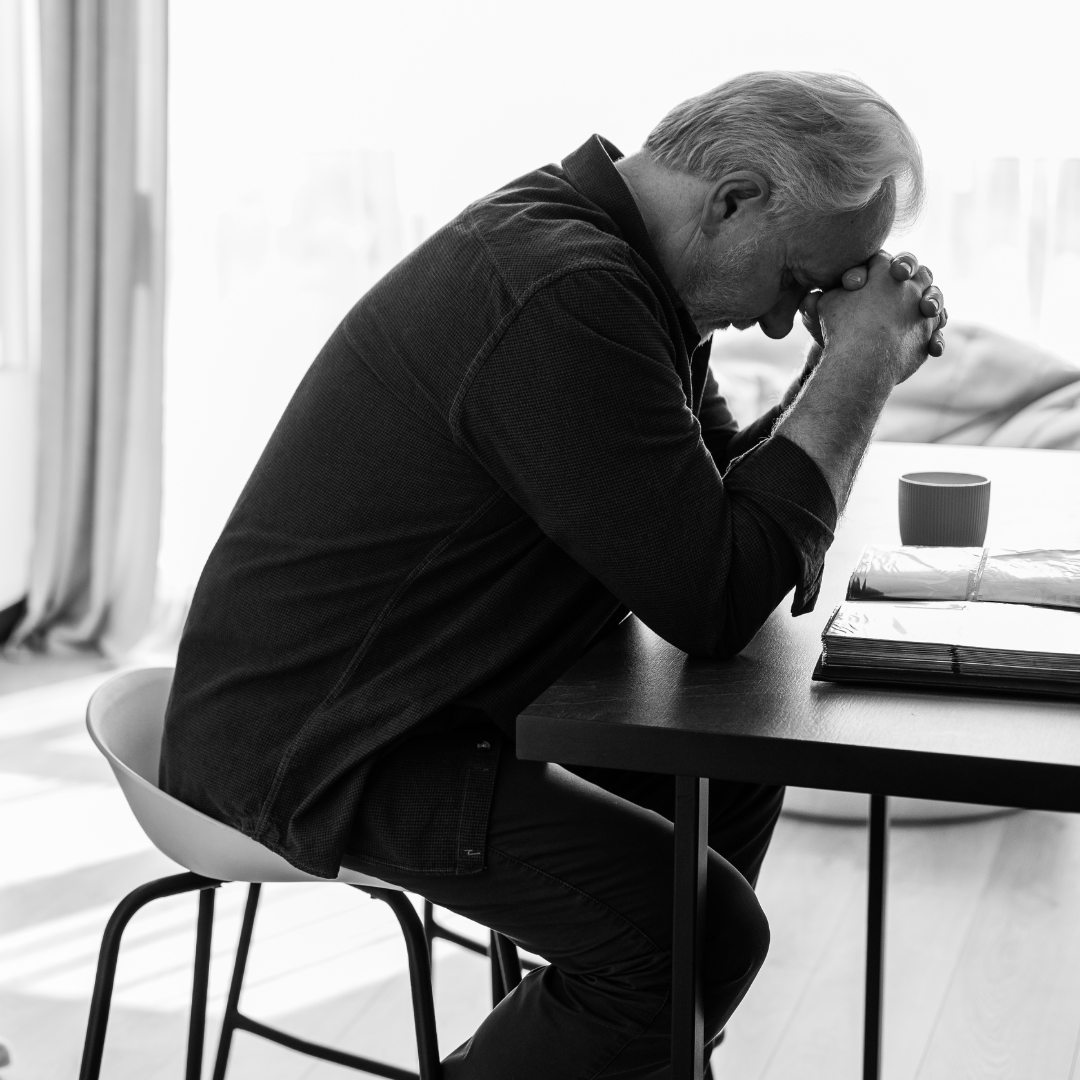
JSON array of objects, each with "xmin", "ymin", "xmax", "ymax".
[{"xmin": 81, "ymin": 667, "xmax": 523, "ymax": 1080}]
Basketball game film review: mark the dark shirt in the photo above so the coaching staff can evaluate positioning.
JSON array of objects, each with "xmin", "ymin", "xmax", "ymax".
[{"xmin": 160, "ymin": 135, "xmax": 837, "ymax": 880}]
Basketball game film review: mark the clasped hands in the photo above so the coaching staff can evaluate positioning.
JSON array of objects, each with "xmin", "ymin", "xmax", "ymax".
[{"xmin": 801, "ymin": 251, "xmax": 947, "ymax": 361}]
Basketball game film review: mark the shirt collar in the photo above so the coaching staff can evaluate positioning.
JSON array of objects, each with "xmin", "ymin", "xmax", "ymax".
[{"xmin": 561, "ymin": 134, "xmax": 702, "ymax": 348}]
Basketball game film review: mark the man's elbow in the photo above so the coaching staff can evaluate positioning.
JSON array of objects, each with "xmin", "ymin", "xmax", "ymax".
[
  {"xmin": 676, "ymin": 617, "xmax": 759, "ymax": 662},
  {"xmin": 655, "ymin": 575, "xmax": 789, "ymax": 660},
  {"xmin": 703, "ymin": 628, "xmax": 757, "ymax": 661}
]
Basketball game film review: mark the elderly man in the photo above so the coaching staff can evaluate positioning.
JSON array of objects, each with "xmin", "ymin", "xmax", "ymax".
[{"xmin": 162, "ymin": 71, "xmax": 944, "ymax": 1077}]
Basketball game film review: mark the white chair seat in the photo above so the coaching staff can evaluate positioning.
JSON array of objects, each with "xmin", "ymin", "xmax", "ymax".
[{"xmin": 86, "ymin": 668, "xmax": 393, "ymax": 888}]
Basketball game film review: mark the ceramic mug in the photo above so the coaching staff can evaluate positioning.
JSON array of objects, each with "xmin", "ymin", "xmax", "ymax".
[{"xmin": 898, "ymin": 472, "xmax": 991, "ymax": 546}]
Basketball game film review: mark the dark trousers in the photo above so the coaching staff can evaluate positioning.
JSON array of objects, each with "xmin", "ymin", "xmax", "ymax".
[{"xmin": 345, "ymin": 750, "xmax": 783, "ymax": 1079}]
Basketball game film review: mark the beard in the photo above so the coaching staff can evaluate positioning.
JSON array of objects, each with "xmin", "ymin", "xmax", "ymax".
[{"xmin": 680, "ymin": 234, "xmax": 764, "ymax": 336}]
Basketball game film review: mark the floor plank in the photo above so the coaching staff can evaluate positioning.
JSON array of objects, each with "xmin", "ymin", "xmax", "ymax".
[
  {"xmin": 880, "ymin": 817, "xmax": 1008, "ymax": 1080},
  {"xmin": 916, "ymin": 812, "xmax": 1080, "ymax": 1080},
  {"xmin": 720, "ymin": 815, "xmax": 868, "ymax": 1080}
]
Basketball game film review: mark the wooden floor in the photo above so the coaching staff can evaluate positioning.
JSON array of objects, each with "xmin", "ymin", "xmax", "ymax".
[{"xmin": 3, "ymin": 656, "xmax": 1080, "ymax": 1079}]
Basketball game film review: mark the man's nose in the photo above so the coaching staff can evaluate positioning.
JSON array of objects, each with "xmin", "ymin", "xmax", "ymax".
[{"xmin": 758, "ymin": 288, "xmax": 805, "ymax": 340}]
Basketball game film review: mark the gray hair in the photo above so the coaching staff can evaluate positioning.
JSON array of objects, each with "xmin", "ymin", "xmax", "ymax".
[{"xmin": 644, "ymin": 71, "xmax": 924, "ymax": 231}]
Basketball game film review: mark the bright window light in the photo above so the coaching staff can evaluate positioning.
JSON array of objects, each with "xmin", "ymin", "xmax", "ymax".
[{"xmin": 162, "ymin": 0, "xmax": 1080, "ymax": 603}]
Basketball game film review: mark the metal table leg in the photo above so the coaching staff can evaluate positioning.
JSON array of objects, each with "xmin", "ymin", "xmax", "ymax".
[
  {"xmin": 673, "ymin": 776, "xmax": 709, "ymax": 1080},
  {"xmin": 863, "ymin": 793, "xmax": 889, "ymax": 1080}
]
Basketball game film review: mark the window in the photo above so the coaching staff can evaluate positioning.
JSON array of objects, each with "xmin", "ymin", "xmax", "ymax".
[{"xmin": 162, "ymin": 0, "xmax": 1080, "ymax": 604}]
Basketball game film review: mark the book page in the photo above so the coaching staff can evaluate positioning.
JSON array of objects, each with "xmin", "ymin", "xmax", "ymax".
[
  {"xmin": 953, "ymin": 601, "xmax": 1080, "ymax": 655},
  {"xmin": 847, "ymin": 546, "xmax": 981, "ymax": 601},
  {"xmin": 977, "ymin": 550, "xmax": 1080, "ymax": 610},
  {"xmin": 826, "ymin": 601, "xmax": 969, "ymax": 643},
  {"xmin": 826, "ymin": 601, "xmax": 1080, "ymax": 658}
]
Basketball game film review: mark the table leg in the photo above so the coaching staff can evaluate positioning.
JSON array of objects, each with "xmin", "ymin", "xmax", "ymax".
[
  {"xmin": 863, "ymin": 793, "xmax": 889, "ymax": 1080},
  {"xmin": 673, "ymin": 775, "xmax": 709, "ymax": 1080}
]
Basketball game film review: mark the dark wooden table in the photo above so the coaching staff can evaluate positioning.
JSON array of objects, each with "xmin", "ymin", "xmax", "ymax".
[{"xmin": 516, "ymin": 441, "xmax": 1080, "ymax": 1080}]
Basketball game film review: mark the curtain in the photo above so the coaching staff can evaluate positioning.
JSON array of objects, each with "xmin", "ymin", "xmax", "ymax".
[
  {"xmin": 0, "ymin": 0, "xmax": 32, "ymax": 378},
  {"xmin": 0, "ymin": 0, "xmax": 37, "ymax": 621},
  {"xmin": 14, "ymin": 0, "xmax": 167, "ymax": 655}
]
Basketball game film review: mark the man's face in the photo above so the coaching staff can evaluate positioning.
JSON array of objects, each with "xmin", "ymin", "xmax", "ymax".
[{"xmin": 682, "ymin": 194, "xmax": 895, "ymax": 340}]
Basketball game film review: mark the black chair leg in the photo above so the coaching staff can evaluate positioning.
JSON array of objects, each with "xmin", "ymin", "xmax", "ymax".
[
  {"xmin": 488, "ymin": 931, "xmax": 507, "ymax": 1005},
  {"xmin": 79, "ymin": 872, "xmax": 221, "ymax": 1080},
  {"xmin": 424, "ymin": 899, "xmax": 490, "ymax": 961},
  {"xmin": 423, "ymin": 898, "xmax": 436, "ymax": 965},
  {"xmin": 361, "ymin": 888, "xmax": 443, "ymax": 1080},
  {"xmin": 216, "ymin": 884, "xmax": 441, "ymax": 1080},
  {"xmin": 186, "ymin": 888, "xmax": 217, "ymax": 1080},
  {"xmin": 211, "ymin": 882, "xmax": 261, "ymax": 1080},
  {"xmin": 492, "ymin": 933, "xmax": 522, "ymax": 998}
]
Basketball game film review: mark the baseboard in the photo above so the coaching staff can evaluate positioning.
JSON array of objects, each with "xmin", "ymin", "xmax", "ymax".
[{"xmin": 0, "ymin": 597, "xmax": 27, "ymax": 645}]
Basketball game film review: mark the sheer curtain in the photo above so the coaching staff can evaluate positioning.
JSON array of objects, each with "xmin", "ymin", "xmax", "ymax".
[
  {"xmin": 13, "ymin": 0, "xmax": 168, "ymax": 656},
  {"xmin": 0, "ymin": 0, "xmax": 38, "ymax": 625},
  {"xmin": 0, "ymin": 0, "xmax": 34, "ymax": 378}
]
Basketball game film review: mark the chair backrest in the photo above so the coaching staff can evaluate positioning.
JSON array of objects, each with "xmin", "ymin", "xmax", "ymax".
[
  {"xmin": 86, "ymin": 668, "xmax": 389, "ymax": 887},
  {"xmin": 89, "ymin": 667, "xmax": 172, "ymax": 784}
]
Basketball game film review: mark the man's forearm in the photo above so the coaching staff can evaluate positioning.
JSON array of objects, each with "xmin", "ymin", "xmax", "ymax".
[
  {"xmin": 773, "ymin": 338, "xmax": 894, "ymax": 511},
  {"xmin": 779, "ymin": 342, "xmax": 824, "ymax": 412}
]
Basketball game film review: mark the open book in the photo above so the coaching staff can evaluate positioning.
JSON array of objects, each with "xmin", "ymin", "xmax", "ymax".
[{"xmin": 814, "ymin": 546, "xmax": 1080, "ymax": 698}]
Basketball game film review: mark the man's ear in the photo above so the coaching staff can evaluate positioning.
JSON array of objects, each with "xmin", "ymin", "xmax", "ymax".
[{"xmin": 700, "ymin": 172, "xmax": 771, "ymax": 237}]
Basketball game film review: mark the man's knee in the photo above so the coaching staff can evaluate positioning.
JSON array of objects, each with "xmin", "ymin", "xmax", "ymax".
[
  {"xmin": 702, "ymin": 860, "xmax": 771, "ymax": 1035},
  {"xmin": 709, "ymin": 872, "xmax": 770, "ymax": 976}
]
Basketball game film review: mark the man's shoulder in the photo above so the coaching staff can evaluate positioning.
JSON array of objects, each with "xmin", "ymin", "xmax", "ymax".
[{"xmin": 464, "ymin": 162, "xmax": 648, "ymax": 301}]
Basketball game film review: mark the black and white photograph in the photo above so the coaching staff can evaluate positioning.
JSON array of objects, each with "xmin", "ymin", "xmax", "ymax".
[{"xmin": 1, "ymin": 2, "xmax": 1079, "ymax": 1078}]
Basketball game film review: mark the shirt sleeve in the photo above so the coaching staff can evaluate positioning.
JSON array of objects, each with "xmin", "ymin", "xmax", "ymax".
[{"xmin": 452, "ymin": 268, "xmax": 836, "ymax": 658}]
